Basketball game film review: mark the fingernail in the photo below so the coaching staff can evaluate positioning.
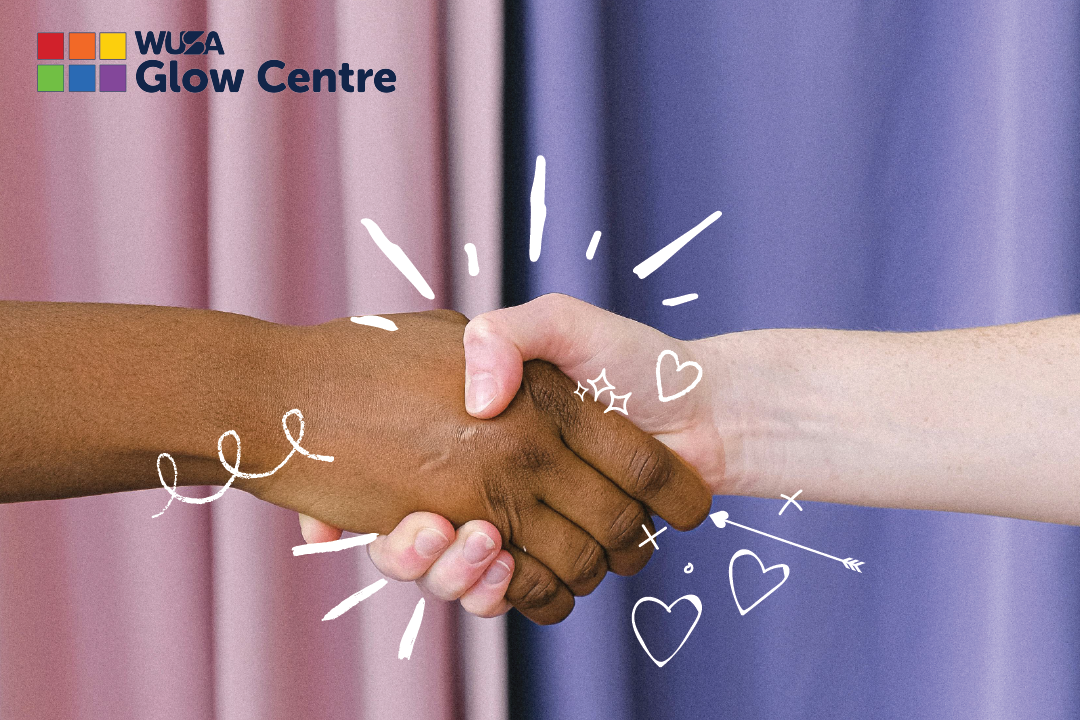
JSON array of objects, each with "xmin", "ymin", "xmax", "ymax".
[
  {"xmin": 465, "ymin": 372, "xmax": 498, "ymax": 414},
  {"xmin": 414, "ymin": 528, "xmax": 450, "ymax": 558},
  {"xmin": 463, "ymin": 531, "xmax": 497, "ymax": 564},
  {"xmin": 482, "ymin": 559, "xmax": 511, "ymax": 586}
]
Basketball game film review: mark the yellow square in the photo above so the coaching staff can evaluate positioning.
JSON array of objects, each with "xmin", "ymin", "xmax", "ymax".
[{"xmin": 99, "ymin": 32, "xmax": 126, "ymax": 60}]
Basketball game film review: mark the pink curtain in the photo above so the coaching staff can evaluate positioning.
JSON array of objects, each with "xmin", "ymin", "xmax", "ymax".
[{"xmin": 0, "ymin": 1, "xmax": 506, "ymax": 717}]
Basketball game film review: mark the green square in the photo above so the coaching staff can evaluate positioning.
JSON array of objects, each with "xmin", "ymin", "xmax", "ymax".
[{"xmin": 38, "ymin": 64, "xmax": 63, "ymax": 91}]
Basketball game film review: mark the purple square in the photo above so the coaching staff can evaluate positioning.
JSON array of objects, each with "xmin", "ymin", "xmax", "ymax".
[{"xmin": 99, "ymin": 65, "xmax": 126, "ymax": 92}]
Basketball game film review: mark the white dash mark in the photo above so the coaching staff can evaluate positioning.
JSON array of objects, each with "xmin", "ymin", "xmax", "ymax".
[
  {"xmin": 292, "ymin": 533, "xmax": 379, "ymax": 556},
  {"xmin": 464, "ymin": 243, "xmax": 480, "ymax": 276},
  {"xmin": 529, "ymin": 155, "xmax": 547, "ymax": 262},
  {"xmin": 398, "ymin": 597, "xmax": 426, "ymax": 660},
  {"xmin": 350, "ymin": 315, "xmax": 398, "ymax": 331},
  {"xmin": 322, "ymin": 578, "xmax": 388, "ymax": 621},
  {"xmin": 361, "ymin": 218, "xmax": 435, "ymax": 300},
  {"xmin": 586, "ymin": 230, "xmax": 602, "ymax": 260},
  {"xmin": 662, "ymin": 293, "xmax": 699, "ymax": 307},
  {"xmin": 632, "ymin": 211, "xmax": 722, "ymax": 279}
]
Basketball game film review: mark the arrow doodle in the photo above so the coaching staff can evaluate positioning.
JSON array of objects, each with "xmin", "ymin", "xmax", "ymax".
[{"xmin": 710, "ymin": 510, "xmax": 865, "ymax": 573}]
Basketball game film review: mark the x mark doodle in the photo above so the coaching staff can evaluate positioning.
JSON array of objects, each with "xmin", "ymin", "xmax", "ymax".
[{"xmin": 779, "ymin": 489, "xmax": 803, "ymax": 515}]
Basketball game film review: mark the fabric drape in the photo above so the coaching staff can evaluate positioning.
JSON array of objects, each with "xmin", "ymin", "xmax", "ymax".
[
  {"xmin": 507, "ymin": 1, "xmax": 1080, "ymax": 718},
  {"xmin": 0, "ymin": 1, "xmax": 506, "ymax": 718}
]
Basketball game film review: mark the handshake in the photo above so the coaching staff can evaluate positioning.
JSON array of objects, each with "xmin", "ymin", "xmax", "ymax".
[{"xmin": 245, "ymin": 294, "xmax": 719, "ymax": 625}]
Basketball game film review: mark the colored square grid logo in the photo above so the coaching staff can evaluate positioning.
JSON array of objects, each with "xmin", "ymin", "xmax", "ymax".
[
  {"xmin": 69, "ymin": 32, "xmax": 95, "ymax": 60},
  {"xmin": 69, "ymin": 64, "xmax": 95, "ymax": 92},
  {"xmin": 38, "ymin": 33, "xmax": 64, "ymax": 60},
  {"xmin": 37, "ymin": 64, "xmax": 63, "ymax": 91},
  {"xmin": 100, "ymin": 33, "xmax": 125, "ymax": 60},
  {"xmin": 100, "ymin": 65, "xmax": 125, "ymax": 92}
]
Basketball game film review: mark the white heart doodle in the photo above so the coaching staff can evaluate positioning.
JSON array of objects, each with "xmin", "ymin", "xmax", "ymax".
[
  {"xmin": 656, "ymin": 349, "xmax": 703, "ymax": 403},
  {"xmin": 728, "ymin": 549, "xmax": 790, "ymax": 616},
  {"xmin": 631, "ymin": 594, "xmax": 703, "ymax": 668}
]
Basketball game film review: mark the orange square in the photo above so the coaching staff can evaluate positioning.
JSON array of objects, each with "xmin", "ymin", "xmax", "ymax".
[{"xmin": 69, "ymin": 32, "xmax": 95, "ymax": 60}]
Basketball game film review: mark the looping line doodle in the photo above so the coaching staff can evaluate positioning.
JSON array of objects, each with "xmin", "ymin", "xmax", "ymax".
[
  {"xmin": 153, "ymin": 408, "xmax": 334, "ymax": 518},
  {"xmin": 683, "ymin": 563, "xmax": 694, "ymax": 574},
  {"xmin": 632, "ymin": 594, "xmax": 703, "ymax": 668},
  {"xmin": 728, "ymin": 548, "xmax": 790, "ymax": 616},
  {"xmin": 656, "ymin": 349, "xmax": 703, "ymax": 403}
]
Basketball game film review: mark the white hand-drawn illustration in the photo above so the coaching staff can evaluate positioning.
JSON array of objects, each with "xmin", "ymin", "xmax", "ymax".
[
  {"xmin": 573, "ymin": 381, "xmax": 589, "ymax": 401},
  {"xmin": 728, "ymin": 548, "xmax": 790, "ymax": 616},
  {"xmin": 361, "ymin": 217, "xmax": 436, "ymax": 300},
  {"xmin": 683, "ymin": 563, "xmax": 694, "ymax": 574},
  {"xmin": 398, "ymin": 598, "xmax": 426, "ymax": 660},
  {"xmin": 153, "ymin": 408, "xmax": 334, "ymax": 518},
  {"xmin": 605, "ymin": 390, "xmax": 631, "ymax": 415},
  {"xmin": 656, "ymin": 349, "xmax": 703, "ymax": 403},
  {"xmin": 639, "ymin": 524, "xmax": 668, "ymax": 550},
  {"xmin": 586, "ymin": 368, "xmax": 616, "ymax": 401},
  {"xmin": 631, "ymin": 594, "xmax": 703, "ymax": 668},
  {"xmin": 662, "ymin": 293, "xmax": 699, "ymax": 306},
  {"xmin": 292, "ymin": 533, "xmax": 379, "ymax": 556},
  {"xmin": 350, "ymin": 315, "xmax": 398, "ymax": 331},
  {"xmin": 779, "ymin": 489, "xmax": 803, "ymax": 515},
  {"xmin": 464, "ymin": 243, "xmax": 480, "ymax": 276},
  {"xmin": 529, "ymin": 155, "xmax": 547, "ymax": 262},
  {"xmin": 322, "ymin": 578, "xmax": 388, "ymax": 621},
  {"xmin": 632, "ymin": 210, "xmax": 721, "ymax": 279},
  {"xmin": 586, "ymin": 230, "xmax": 602, "ymax": 260},
  {"xmin": 711, "ymin": 510, "xmax": 865, "ymax": 572}
]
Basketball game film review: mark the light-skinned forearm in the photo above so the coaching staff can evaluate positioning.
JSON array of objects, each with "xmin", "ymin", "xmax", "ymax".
[{"xmin": 698, "ymin": 315, "xmax": 1080, "ymax": 525}]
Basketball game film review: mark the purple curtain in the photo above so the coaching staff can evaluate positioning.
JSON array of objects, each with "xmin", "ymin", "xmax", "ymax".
[
  {"xmin": 507, "ymin": 1, "xmax": 1080, "ymax": 717},
  {"xmin": 0, "ymin": 1, "xmax": 507, "ymax": 718}
]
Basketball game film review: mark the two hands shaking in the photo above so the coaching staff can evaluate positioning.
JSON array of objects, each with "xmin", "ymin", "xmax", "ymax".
[{"xmin": 278, "ymin": 294, "xmax": 717, "ymax": 625}]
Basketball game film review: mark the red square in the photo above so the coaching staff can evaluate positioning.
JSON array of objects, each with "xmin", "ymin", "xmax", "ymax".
[{"xmin": 38, "ymin": 33, "xmax": 64, "ymax": 60}]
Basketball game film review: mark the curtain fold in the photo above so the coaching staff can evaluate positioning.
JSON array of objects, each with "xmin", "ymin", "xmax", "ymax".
[
  {"xmin": 508, "ymin": 1, "xmax": 1080, "ymax": 718},
  {"xmin": 0, "ymin": 1, "xmax": 506, "ymax": 717}
]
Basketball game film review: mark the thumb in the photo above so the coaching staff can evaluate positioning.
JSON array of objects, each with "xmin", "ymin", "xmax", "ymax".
[{"xmin": 463, "ymin": 293, "xmax": 612, "ymax": 418}]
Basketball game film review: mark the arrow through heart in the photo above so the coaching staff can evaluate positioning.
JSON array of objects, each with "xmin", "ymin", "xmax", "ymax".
[{"xmin": 631, "ymin": 594, "xmax": 703, "ymax": 668}]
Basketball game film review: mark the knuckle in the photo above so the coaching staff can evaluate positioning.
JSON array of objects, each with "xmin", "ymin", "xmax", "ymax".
[
  {"xmin": 606, "ymin": 501, "xmax": 648, "ymax": 549},
  {"xmin": 568, "ymin": 539, "xmax": 606, "ymax": 592},
  {"xmin": 623, "ymin": 442, "xmax": 673, "ymax": 501},
  {"xmin": 512, "ymin": 565, "xmax": 563, "ymax": 610}
]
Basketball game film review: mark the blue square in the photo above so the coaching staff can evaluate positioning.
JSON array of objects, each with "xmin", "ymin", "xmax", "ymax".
[{"xmin": 69, "ymin": 64, "xmax": 96, "ymax": 92}]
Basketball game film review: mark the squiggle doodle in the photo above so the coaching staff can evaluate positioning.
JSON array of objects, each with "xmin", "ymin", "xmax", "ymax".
[{"xmin": 152, "ymin": 408, "xmax": 334, "ymax": 518}]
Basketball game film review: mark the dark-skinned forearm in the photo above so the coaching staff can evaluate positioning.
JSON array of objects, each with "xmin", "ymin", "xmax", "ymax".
[{"xmin": 0, "ymin": 301, "xmax": 289, "ymax": 502}]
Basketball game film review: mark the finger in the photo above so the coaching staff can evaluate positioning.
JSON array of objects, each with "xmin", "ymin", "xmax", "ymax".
[
  {"xmin": 458, "ymin": 550, "xmax": 514, "ymax": 618},
  {"xmin": 367, "ymin": 512, "xmax": 454, "ymax": 582},
  {"xmin": 464, "ymin": 293, "xmax": 621, "ymax": 418},
  {"xmin": 513, "ymin": 502, "xmax": 608, "ymax": 597},
  {"xmin": 417, "ymin": 520, "xmax": 502, "ymax": 601},
  {"xmin": 529, "ymin": 361, "xmax": 712, "ymax": 531},
  {"xmin": 535, "ymin": 448, "xmax": 654, "ymax": 576},
  {"xmin": 299, "ymin": 513, "xmax": 343, "ymax": 544},
  {"xmin": 505, "ymin": 547, "xmax": 575, "ymax": 625}
]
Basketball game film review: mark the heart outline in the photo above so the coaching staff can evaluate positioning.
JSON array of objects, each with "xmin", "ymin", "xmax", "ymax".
[
  {"xmin": 728, "ymin": 549, "xmax": 790, "ymax": 616},
  {"xmin": 656, "ymin": 349, "xmax": 703, "ymax": 403},
  {"xmin": 631, "ymin": 594, "xmax": 703, "ymax": 668}
]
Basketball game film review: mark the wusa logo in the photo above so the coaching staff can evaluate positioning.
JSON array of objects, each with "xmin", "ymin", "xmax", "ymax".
[
  {"xmin": 37, "ymin": 31, "xmax": 396, "ymax": 95},
  {"xmin": 37, "ymin": 32, "xmax": 127, "ymax": 92}
]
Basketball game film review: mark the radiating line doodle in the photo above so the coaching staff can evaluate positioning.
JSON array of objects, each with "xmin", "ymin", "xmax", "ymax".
[
  {"xmin": 322, "ymin": 579, "xmax": 388, "ymax": 621},
  {"xmin": 656, "ymin": 349, "xmax": 703, "ymax": 403},
  {"xmin": 662, "ymin": 293, "xmax": 699, "ymax": 307},
  {"xmin": 464, "ymin": 243, "xmax": 480, "ymax": 276},
  {"xmin": 351, "ymin": 315, "xmax": 398, "ymax": 331},
  {"xmin": 529, "ymin": 155, "xmax": 547, "ymax": 262},
  {"xmin": 361, "ymin": 217, "xmax": 436, "ymax": 300},
  {"xmin": 292, "ymin": 533, "xmax": 379, "ymax": 556},
  {"xmin": 728, "ymin": 549, "xmax": 790, "ymax": 616},
  {"xmin": 711, "ymin": 510, "xmax": 865, "ymax": 572},
  {"xmin": 632, "ymin": 210, "xmax": 722, "ymax": 279},
  {"xmin": 586, "ymin": 230, "xmax": 602, "ymax": 260},
  {"xmin": 153, "ymin": 408, "xmax": 334, "ymax": 518},
  {"xmin": 632, "ymin": 594, "xmax": 703, "ymax": 668},
  {"xmin": 398, "ymin": 598, "xmax": 426, "ymax": 660}
]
